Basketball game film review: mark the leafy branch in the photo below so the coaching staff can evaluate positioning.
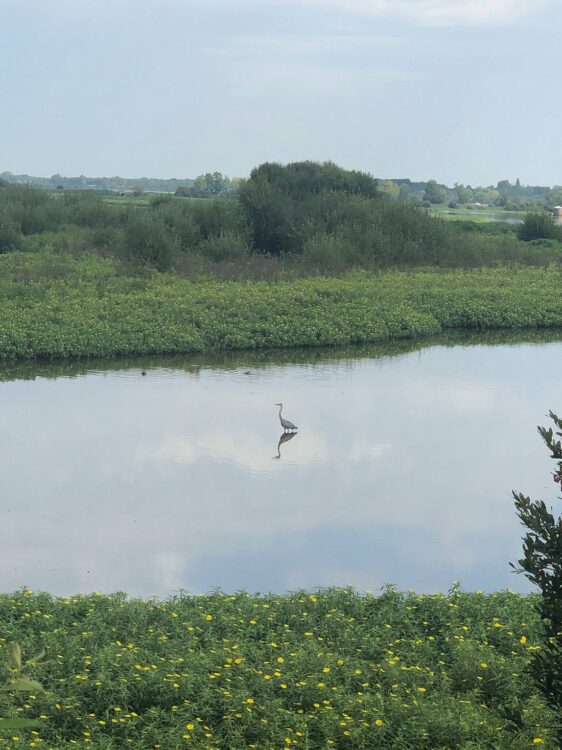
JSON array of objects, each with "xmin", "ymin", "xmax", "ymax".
[
  {"xmin": 0, "ymin": 642, "xmax": 45, "ymax": 732},
  {"xmin": 512, "ymin": 411, "xmax": 562, "ymax": 744}
]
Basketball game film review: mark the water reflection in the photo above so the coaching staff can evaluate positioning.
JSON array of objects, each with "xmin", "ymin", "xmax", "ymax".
[
  {"xmin": 1, "ymin": 328, "xmax": 561, "ymax": 383},
  {"xmin": 0, "ymin": 331, "xmax": 561, "ymax": 597},
  {"xmin": 274, "ymin": 431, "xmax": 298, "ymax": 460}
]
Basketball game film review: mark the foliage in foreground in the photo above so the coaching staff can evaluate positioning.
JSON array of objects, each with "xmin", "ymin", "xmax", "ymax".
[
  {"xmin": 0, "ymin": 644, "xmax": 45, "ymax": 732},
  {"xmin": 0, "ymin": 588, "xmax": 556, "ymax": 749},
  {"xmin": 0, "ymin": 255, "xmax": 561, "ymax": 360},
  {"xmin": 513, "ymin": 411, "xmax": 562, "ymax": 746}
]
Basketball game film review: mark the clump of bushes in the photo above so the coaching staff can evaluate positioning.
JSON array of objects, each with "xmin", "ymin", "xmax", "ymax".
[
  {"xmin": 1, "ymin": 164, "xmax": 561, "ymax": 273},
  {"xmin": 518, "ymin": 211, "xmax": 562, "ymax": 242}
]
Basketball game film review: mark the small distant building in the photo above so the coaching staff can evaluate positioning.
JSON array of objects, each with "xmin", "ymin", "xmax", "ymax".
[{"xmin": 553, "ymin": 206, "xmax": 562, "ymax": 225}]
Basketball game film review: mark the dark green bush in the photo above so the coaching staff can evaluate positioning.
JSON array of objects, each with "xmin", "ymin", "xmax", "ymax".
[
  {"xmin": 197, "ymin": 231, "xmax": 250, "ymax": 262},
  {"xmin": 0, "ymin": 214, "xmax": 22, "ymax": 252},
  {"xmin": 122, "ymin": 212, "xmax": 179, "ymax": 270},
  {"xmin": 518, "ymin": 212, "xmax": 562, "ymax": 242},
  {"xmin": 63, "ymin": 191, "xmax": 120, "ymax": 228}
]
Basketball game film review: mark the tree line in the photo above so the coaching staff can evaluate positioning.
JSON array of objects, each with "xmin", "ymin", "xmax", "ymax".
[
  {"xmin": 1, "ymin": 161, "xmax": 561, "ymax": 272},
  {"xmin": 4, "ymin": 167, "xmax": 562, "ymax": 212}
]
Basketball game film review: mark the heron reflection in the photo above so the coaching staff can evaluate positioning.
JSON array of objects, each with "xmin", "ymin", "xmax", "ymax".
[{"xmin": 274, "ymin": 430, "xmax": 298, "ymax": 460}]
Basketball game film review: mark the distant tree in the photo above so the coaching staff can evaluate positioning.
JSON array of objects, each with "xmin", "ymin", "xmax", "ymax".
[
  {"xmin": 238, "ymin": 161, "xmax": 378, "ymax": 255},
  {"xmin": 378, "ymin": 180, "xmax": 400, "ymax": 199},
  {"xmin": 456, "ymin": 185, "xmax": 470, "ymax": 204},
  {"xmin": 238, "ymin": 173, "xmax": 296, "ymax": 255},
  {"xmin": 423, "ymin": 180, "xmax": 445, "ymax": 205},
  {"xmin": 176, "ymin": 172, "xmax": 235, "ymax": 198},
  {"xmin": 472, "ymin": 187, "xmax": 499, "ymax": 205},
  {"xmin": 398, "ymin": 183, "xmax": 411, "ymax": 201},
  {"xmin": 245, "ymin": 161, "xmax": 378, "ymax": 201},
  {"xmin": 0, "ymin": 177, "xmax": 10, "ymax": 189},
  {"xmin": 132, "ymin": 186, "xmax": 145, "ymax": 197},
  {"xmin": 516, "ymin": 177, "xmax": 521, "ymax": 188},
  {"xmin": 550, "ymin": 187, "xmax": 562, "ymax": 206}
]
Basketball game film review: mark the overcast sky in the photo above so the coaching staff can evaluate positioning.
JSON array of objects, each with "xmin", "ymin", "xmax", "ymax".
[{"xmin": 1, "ymin": 0, "xmax": 561, "ymax": 185}]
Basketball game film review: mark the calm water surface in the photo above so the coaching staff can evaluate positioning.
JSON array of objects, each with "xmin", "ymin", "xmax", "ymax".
[{"xmin": 1, "ymin": 334, "xmax": 561, "ymax": 597}]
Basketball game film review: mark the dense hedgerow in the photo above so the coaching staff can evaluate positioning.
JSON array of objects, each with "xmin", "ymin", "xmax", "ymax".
[
  {"xmin": 0, "ymin": 589, "xmax": 556, "ymax": 749},
  {"xmin": 1, "ymin": 163, "xmax": 561, "ymax": 272},
  {"xmin": 0, "ymin": 254, "xmax": 561, "ymax": 360}
]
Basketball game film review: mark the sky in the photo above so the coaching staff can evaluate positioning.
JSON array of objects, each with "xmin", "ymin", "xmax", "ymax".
[{"xmin": 1, "ymin": 0, "xmax": 561, "ymax": 185}]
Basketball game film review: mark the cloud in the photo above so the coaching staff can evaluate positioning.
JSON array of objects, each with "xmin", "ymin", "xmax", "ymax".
[
  {"xmin": 416, "ymin": 0, "xmax": 546, "ymax": 25},
  {"xmin": 263, "ymin": 0, "xmax": 550, "ymax": 26}
]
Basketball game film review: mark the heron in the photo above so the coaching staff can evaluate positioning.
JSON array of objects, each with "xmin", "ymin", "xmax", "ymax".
[{"xmin": 274, "ymin": 402, "xmax": 298, "ymax": 432}]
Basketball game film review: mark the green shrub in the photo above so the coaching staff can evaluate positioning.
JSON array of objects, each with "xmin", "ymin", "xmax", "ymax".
[
  {"xmin": 518, "ymin": 212, "xmax": 562, "ymax": 242},
  {"xmin": 303, "ymin": 231, "xmax": 361, "ymax": 270},
  {"xmin": 123, "ymin": 213, "xmax": 179, "ymax": 270},
  {"xmin": 196, "ymin": 231, "xmax": 250, "ymax": 262},
  {"xmin": 0, "ymin": 215, "xmax": 22, "ymax": 253}
]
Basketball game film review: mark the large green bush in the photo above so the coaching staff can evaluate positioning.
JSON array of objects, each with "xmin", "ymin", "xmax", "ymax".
[
  {"xmin": 122, "ymin": 212, "xmax": 179, "ymax": 270},
  {"xmin": 518, "ymin": 212, "xmax": 562, "ymax": 242}
]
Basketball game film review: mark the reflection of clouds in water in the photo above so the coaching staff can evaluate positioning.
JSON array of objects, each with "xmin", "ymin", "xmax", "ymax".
[
  {"xmin": 136, "ymin": 431, "xmax": 391, "ymax": 471},
  {"xmin": 413, "ymin": 380, "xmax": 495, "ymax": 415},
  {"xmin": 0, "ymin": 340, "xmax": 561, "ymax": 595}
]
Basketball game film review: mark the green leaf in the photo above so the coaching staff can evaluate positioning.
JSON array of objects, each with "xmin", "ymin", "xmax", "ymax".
[
  {"xmin": 0, "ymin": 678, "xmax": 44, "ymax": 693},
  {"xmin": 25, "ymin": 651, "xmax": 45, "ymax": 668},
  {"xmin": 0, "ymin": 718, "xmax": 42, "ymax": 730},
  {"xmin": 9, "ymin": 643, "xmax": 22, "ymax": 670}
]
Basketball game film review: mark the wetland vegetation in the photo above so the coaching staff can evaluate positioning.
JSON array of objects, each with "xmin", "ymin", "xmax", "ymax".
[
  {"xmin": 1, "ymin": 163, "xmax": 562, "ymax": 747},
  {"xmin": 1, "ymin": 161, "xmax": 561, "ymax": 361},
  {"xmin": 0, "ymin": 256, "xmax": 561, "ymax": 360},
  {"xmin": 0, "ymin": 588, "xmax": 556, "ymax": 749}
]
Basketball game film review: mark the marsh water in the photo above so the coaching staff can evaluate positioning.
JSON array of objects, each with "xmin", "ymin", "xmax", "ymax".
[{"xmin": 1, "ymin": 332, "xmax": 561, "ymax": 598}]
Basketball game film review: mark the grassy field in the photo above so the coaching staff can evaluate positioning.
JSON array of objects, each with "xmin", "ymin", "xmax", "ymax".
[
  {"xmin": 0, "ymin": 588, "xmax": 554, "ymax": 749},
  {"xmin": 0, "ymin": 254, "xmax": 561, "ymax": 360},
  {"xmin": 428, "ymin": 205, "xmax": 524, "ymax": 224}
]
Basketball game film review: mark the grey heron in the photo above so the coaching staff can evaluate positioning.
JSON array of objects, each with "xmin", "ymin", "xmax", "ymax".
[{"xmin": 274, "ymin": 402, "xmax": 298, "ymax": 432}]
